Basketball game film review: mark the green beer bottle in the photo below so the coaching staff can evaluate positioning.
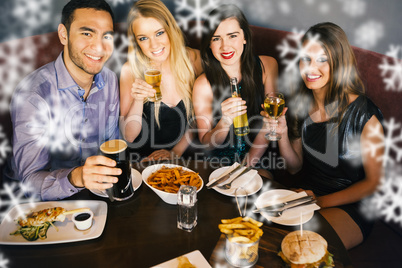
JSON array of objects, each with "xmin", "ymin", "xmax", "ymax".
[{"xmin": 230, "ymin": 77, "xmax": 250, "ymax": 136}]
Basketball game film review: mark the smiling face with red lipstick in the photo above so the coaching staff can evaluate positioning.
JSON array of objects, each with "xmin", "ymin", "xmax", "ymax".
[
  {"xmin": 209, "ymin": 17, "xmax": 246, "ymax": 68},
  {"xmin": 299, "ymin": 40, "xmax": 331, "ymax": 93},
  {"xmin": 132, "ymin": 15, "xmax": 171, "ymax": 64}
]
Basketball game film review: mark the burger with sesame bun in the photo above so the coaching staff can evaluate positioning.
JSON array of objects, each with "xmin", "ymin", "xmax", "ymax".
[{"xmin": 278, "ymin": 230, "xmax": 334, "ymax": 268}]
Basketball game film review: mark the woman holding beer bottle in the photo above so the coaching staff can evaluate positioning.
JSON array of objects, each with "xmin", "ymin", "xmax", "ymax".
[
  {"xmin": 120, "ymin": 0, "xmax": 202, "ymax": 161},
  {"xmin": 192, "ymin": 4, "xmax": 278, "ymax": 165}
]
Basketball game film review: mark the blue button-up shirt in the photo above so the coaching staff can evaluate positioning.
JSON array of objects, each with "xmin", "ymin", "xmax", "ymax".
[{"xmin": 9, "ymin": 52, "xmax": 119, "ymax": 201}]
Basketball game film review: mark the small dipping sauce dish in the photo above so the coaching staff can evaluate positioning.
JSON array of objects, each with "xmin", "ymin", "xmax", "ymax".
[{"xmin": 72, "ymin": 210, "xmax": 94, "ymax": 231}]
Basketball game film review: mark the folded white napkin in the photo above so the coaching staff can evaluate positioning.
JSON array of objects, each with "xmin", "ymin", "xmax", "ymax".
[
  {"xmin": 206, "ymin": 162, "xmax": 241, "ymax": 187},
  {"xmin": 267, "ymin": 191, "xmax": 321, "ymax": 218},
  {"xmin": 218, "ymin": 167, "xmax": 258, "ymax": 195}
]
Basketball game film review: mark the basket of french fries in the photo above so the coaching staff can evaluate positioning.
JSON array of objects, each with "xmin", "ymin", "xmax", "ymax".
[
  {"xmin": 142, "ymin": 164, "xmax": 203, "ymax": 205},
  {"xmin": 219, "ymin": 216, "xmax": 263, "ymax": 267}
]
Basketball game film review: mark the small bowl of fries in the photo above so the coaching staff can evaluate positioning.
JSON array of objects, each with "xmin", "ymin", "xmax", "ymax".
[
  {"xmin": 219, "ymin": 217, "xmax": 263, "ymax": 267},
  {"xmin": 142, "ymin": 164, "xmax": 203, "ymax": 205}
]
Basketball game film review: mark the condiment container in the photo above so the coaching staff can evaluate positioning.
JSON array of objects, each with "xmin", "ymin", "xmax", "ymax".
[
  {"xmin": 177, "ymin": 185, "xmax": 197, "ymax": 232},
  {"xmin": 72, "ymin": 210, "xmax": 94, "ymax": 231}
]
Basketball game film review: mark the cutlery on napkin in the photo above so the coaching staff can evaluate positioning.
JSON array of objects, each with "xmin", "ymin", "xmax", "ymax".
[
  {"xmin": 255, "ymin": 191, "xmax": 320, "ymax": 218},
  {"xmin": 217, "ymin": 167, "xmax": 259, "ymax": 194},
  {"xmin": 252, "ymin": 195, "xmax": 313, "ymax": 213},
  {"xmin": 206, "ymin": 162, "xmax": 241, "ymax": 188}
]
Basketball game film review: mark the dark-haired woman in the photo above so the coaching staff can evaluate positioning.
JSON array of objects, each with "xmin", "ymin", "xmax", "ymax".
[
  {"xmin": 263, "ymin": 22, "xmax": 384, "ymax": 249},
  {"xmin": 193, "ymin": 4, "xmax": 278, "ymax": 167}
]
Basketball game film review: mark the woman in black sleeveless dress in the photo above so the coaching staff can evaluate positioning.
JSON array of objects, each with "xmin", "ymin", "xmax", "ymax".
[
  {"xmin": 119, "ymin": 0, "xmax": 202, "ymax": 161},
  {"xmin": 193, "ymin": 4, "xmax": 278, "ymax": 168},
  {"xmin": 262, "ymin": 22, "xmax": 384, "ymax": 249}
]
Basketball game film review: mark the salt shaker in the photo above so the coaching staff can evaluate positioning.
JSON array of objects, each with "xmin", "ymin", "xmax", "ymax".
[{"xmin": 177, "ymin": 185, "xmax": 197, "ymax": 232}]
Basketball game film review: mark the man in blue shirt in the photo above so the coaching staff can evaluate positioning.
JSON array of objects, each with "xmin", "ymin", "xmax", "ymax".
[{"xmin": 6, "ymin": 0, "xmax": 121, "ymax": 201}]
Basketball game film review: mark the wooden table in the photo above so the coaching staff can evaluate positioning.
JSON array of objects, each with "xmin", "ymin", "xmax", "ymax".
[{"xmin": 0, "ymin": 160, "xmax": 352, "ymax": 267}]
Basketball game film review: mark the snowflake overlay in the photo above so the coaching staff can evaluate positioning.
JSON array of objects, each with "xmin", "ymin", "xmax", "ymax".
[
  {"xmin": 304, "ymin": 0, "xmax": 316, "ymax": 4},
  {"xmin": 363, "ymin": 165, "xmax": 402, "ymax": 227},
  {"xmin": 243, "ymin": 0, "xmax": 275, "ymax": 24},
  {"xmin": 276, "ymin": 29, "xmax": 306, "ymax": 73},
  {"xmin": 0, "ymin": 126, "xmax": 11, "ymax": 166},
  {"xmin": 211, "ymin": 85, "xmax": 232, "ymax": 119},
  {"xmin": 11, "ymin": 0, "xmax": 56, "ymax": 38},
  {"xmin": 106, "ymin": 0, "xmax": 132, "ymax": 7},
  {"xmin": 354, "ymin": 20, "xmax": 384, "ymax": 50},
  {"xmin": 220, "ymin": 0, "xmax": 290, "ymax": 24},
  {"xmin": 105, "ymin": 32, "xmax": 129, "ymax": 75},
  {"xmin": 175, "ymin": 0, "xmax": 220, "ymax": 38},
  {"xmin": 359, "ymin": 118, "xmax": 402, "ymax": 226},
  {"xmin": 23, "ymin": 96, "xmax": 89, "ymax": 155},
  {"xmin": 379, "ymin": 45, "xmax": 402, "ymax": 91},
  {"xmin": 278, "ymin": 1, "xmax": 291, "ymax": 15},
  {"xmin": 363, "ymin": 118, "xmax": 402, "ymax": 167},
  {"xmin": 0, "ymin": 182, "xmax": 38, "ymax": 223},
  {"xmin": 338, "ymin": 0, "xmax": 366, "ymax": 17},
  {"xmin": 275, "ymin": 29, "xmax": 324, "ymax": 98},
  {"xmin": 0, "ymin": 254, "xmax": 9, "ymax": 268}
]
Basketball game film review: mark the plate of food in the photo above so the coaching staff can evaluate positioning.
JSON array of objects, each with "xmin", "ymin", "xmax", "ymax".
[
  {"xmin": 142, "ymin": 164, "xmax": 203, "ymax": 205},
  {"xmin": 0, "ymin": 200, "xmax": 107, "ymax": 245},
  {"xmin": 151, "ymin": 250, "xmax": 211, "ymax": 268},
  {"xmin": 208, "ymin": 166, "xmax": 263, "ymax": 197},
  {"xmin": 255, "ymin": 190, "xmax": 319, "ymax": 226},
  {"xmin": 90, "ymin": 168, "xmax": 142, "ymax": 198}
]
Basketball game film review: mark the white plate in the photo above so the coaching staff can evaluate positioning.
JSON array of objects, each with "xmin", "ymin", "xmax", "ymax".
[
  {"xmin": 151, "ymin": 250, "xmax": 211, "ymax": 268},
  {"xmin": 142, "ymin": 164, "xmax": 203, "ymax": 205},
  {"xmin": 208, "ymin": 167, "xmax": 263, "ymax": 197},
  {"xmin": 255, "ymin": 190, "xmax": 314, "ymax": 226},
  {"xmin": 90, "ymin": 168, "xmax": 142, "ymax": 198},
  {"xmin": 0, "ymin": 200, "xmax": 107, "ymax": 245}
]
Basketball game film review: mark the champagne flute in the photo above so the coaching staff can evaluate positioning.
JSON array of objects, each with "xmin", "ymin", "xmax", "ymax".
[
  {"xmin": 264, "ymin": 92, "xmax": 285, "ymax": 141},
  {"xmin": 144, "ymin": 61, "xmax": 162, "ymax": 102}
]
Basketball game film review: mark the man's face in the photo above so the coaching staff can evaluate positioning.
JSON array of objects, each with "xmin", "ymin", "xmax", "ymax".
[{"xmin": 63, "ymin": 8, "xmax": 114, "ymax": 78}]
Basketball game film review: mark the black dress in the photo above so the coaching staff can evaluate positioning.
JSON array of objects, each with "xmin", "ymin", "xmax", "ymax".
[
  {"xmin": 299, "ymin": 95, "xmax": 383, "ymax": 239},
  {"xmin": 128, "ymin": 100, "xmax": 188, "ymax": 160}
]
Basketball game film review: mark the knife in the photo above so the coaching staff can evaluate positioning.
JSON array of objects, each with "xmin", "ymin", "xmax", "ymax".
[
  {"xmin": 207, "ymin": 164, "xmax": 244, "ymax": 189},
  {"xmin": 260, "ymin": 200, "xmax": 317, "ymax": 217},
  {"xmin": 252, "ymin": 195, "xmax": 313, "ymax": 213}
]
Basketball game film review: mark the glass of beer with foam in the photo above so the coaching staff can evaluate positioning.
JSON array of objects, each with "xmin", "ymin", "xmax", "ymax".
[
  {"xmin": 144, "ymin": 61, "xmax": 162, "ymax": 102},
  {"xmin": 100, "ymin": 139, "xmax": 134, "ymax": 201}
]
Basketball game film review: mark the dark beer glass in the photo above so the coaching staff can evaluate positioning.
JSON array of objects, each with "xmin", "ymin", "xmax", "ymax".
[{"xmin": 100, "ymin": 139, "xmax": 134, "ymax": 201}]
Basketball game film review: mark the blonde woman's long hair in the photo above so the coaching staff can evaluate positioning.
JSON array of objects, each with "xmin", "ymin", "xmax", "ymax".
[{"xmin": 127, "ymin": 0, "xmax": 195, "ymax": 127}]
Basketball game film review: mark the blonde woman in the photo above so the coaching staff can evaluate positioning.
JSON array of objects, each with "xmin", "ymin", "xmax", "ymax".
[{"xmin": 120, "ymin": 0, "xmax": 202, "ymax": 160}]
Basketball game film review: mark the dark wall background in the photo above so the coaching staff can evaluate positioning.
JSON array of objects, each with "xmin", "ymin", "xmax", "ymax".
[
  {"xmin": 0, "ymin": 0, "xmax": 401, "ymax": 116},
  {"xmin": 0, "ymin": 0, "xmax": 401, "ymax": 56}
]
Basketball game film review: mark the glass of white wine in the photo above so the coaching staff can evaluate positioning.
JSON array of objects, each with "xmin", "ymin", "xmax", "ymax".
[
  {"xmin": 144, "ymin": 61, "xmax": 162, "ymax": 102},
  {"xmin": 264, "ymin": 92, "xmax": 285, "ymax": 141}
]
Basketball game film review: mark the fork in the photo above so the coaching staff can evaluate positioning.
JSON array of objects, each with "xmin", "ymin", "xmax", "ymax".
[
  {"xmin": 262, "ymin": 200, "xmax": 317, "ymax": 217},
  {"xmin": 217, "ymin": 166, "xmax": 253, "ymax": 190}
]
